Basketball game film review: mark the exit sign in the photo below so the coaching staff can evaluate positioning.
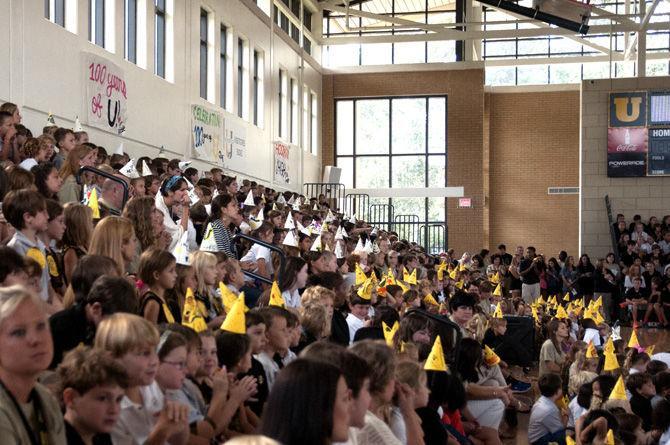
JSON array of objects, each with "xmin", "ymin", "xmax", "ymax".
[{"xmin": 458, "ymin": 198, "xmax": 472, "ymax": 208}]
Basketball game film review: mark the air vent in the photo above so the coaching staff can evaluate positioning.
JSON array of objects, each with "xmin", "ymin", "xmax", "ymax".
[{"xmin": 548, "ymin": 187, "xmax": 579, "ymax": 195}]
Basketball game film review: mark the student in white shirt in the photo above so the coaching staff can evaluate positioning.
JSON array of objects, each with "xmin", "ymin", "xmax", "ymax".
[
  {"xmin": 254, "ymin": 306, "xmax": 292, "ymax": 390},
  {"xmin": 346, "ymin": 294, "xmax": 371, "ymax": 345},
  {"xmin": 279, "ymin": 257, "xmax": 309, "ymax": 309},
  {"xmin": 240, "ymin": 222, "xmax": 274, "ymax": 281}
]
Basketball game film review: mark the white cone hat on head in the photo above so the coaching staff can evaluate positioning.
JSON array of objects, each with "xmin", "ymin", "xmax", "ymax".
[
  {"xmin": 277, "ymin": 194, "xmax": 286, "ymax": 205},
  {"xmin": 371, "ymin": 227, "xmax": 378, "ymax": 237},
  {"xmin": 172, "ymin": 231, "xmax": 191, "ymax": 265},
  {"xmin": 212, "ymin": 187, "xmax": 219, "ymax": 199},
  {"xmin": 341, "ymin": 227, "xmax": 348, "ymax": 238},
  {"xmin": 364, "ymin": 238, "xmax": 374, "ymax": 254},
  {"xmin": 119, "ymin": 159, "xmax": 140, "ymax": 179},
  {"xmin": 141, "ymin": 160, "xmax": 152, "ymax": 177},
  {"xmin": 311, "ymin": 234, "xmax": 322, "ymax": 252},
  {"xmin": 335, "ymin": 240, "xmax": 345, "ymax": 259},
  {"xmin": 183, "ymin": 177, "xmax": 199, "ymax": 205},
  {"xmin": 313, "ymin": 202, "xmax": 319, "ymax": 211},
  {"xmin": 293, "ymin": 198, "xmax": 301, "ymax": 211},
  {"xmin": 256, "ymin": 207, "xmax": 264, "ymax": 222},
  {"xmin": 248, "ymin": 218, "xmax": 262, "ymax": 230},
  {"xmin": 335, "ymin": 226, "xmax": 343, "ymax": 241},
  {"xmin": 307, "ymin": 221, "xmax": 321, "ymax": 235},
  {"xmin": 46, "ymin": 113, "xmax": 56, "ymax": 126},
  {"xmin": 272, "ymin": 202, "xmax": 278, "ymax": 211},
  {"xmin": 287, "ymin": 194, "xmax": 295, "ymax": 205},
  {"xmin": 73, "ymin": 116, "xmax": 83, "ymax": 132},
  {"xmin": 284, "ymin": 212, "xmax": 295, "ymax": 230},
  {"xmin": 115, "ymin": 142, "xmax": 125, "ymax": 155},
  {"xmin": 243, "ymin": 190, "xmax": 255, "ymax": 207},
  {"xmin": 354, "ymin": 238, "xmax": 364, "ymax": 253},
  {"xmin": 297, "ymin": 220, "xmax": 311, "ymax": 236},
  {"xmin": 282, "ymin": 230, "xmax": 299, "ymax": 247},
  {"xmin": 178, "ymin": 161, "xmax": 192, "ymax": 170},
  {"xmin": 325, "ymin": 210, "xmax": 335, "ymax": 223}
]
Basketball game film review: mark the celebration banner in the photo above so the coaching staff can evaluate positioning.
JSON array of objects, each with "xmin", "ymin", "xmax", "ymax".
[
  {"xmin": 273, "ymin": 141, "xmax": 291, "ymax": 185},
  {"xmin": 84, "ymin": 53, "xmax": 128, "ymax": 133},
  {"xmin": 220, "ymin": 118, "xmax": 247, "ymax": 172},
  {"xmin": 191, "ymin": 105, "xmax": 223, "ymax": 162}
]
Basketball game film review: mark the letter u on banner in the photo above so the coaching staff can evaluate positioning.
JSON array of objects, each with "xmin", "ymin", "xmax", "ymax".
[{"xmin": 610, "ymin": 92, "xmax": 646, "ymax": 127}]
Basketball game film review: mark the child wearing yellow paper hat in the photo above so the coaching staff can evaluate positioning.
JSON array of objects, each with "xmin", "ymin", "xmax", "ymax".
[{"xmin": 346, "ymin": 289, "xmax": 371, "ymax": 344}]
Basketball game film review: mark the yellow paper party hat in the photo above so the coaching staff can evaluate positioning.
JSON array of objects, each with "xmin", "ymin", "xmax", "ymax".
[
  {"xmin": 627, "ymin": 330, "xmax": 640, "ymax": 349},
  {"xmin": 555, "ymin": 305, "xmax": 568, "ymax": 320},
  {"xmin": 449, "ymin": 268, "xmax": 458, "ymax": 280},
  {"xmin": 454, "ymin": 280, "xmax": 464, "ymax": 289},
  {"xmin": 586, "ymin": 341, "xmax": 599, "ymax": 359},
  {"xmin": 492, "ymin": 283, "xmax": 502, "ymax": 297},
  {"xmin": 563, "ymin": 292, "xmax": 571, "ymax": 302},
  {"xmin": 355, "ymin": 263, "xmax": 367, "ymax": 286},
  {"xmin": 88, "ymin": 187, "xmax": 100, "ymax": 219},
  {"xmin": 220, "ymin": 281, "xmax": 238, "ymax": 313},
  {"xmin": 357, "ymin": 278, "xmax": 374, "ymax": 300},
  {"xmin": 269, "ymin": 281, "xmax": 286, "ymax": 307},
  {"xmin": 492, "ymin": 302, "xmax": 503, "ymax": 319},
  {"xmin": 606, "ymin": 429, "xmax": 614, "ymax": 445},
  {"xmin": 437, "ymin": 262, "xmax": 448, "ymax": 281},
  {"xmin": 424, "ymin": 294, "xmax": 439, "ymax": 306},
  {"xmin": 483, "ymin": 345, "xmax": 500, "ymax": 366},
  {"xmin": 604, "ymin": 337, "xmax": 614, "ymax": 354},
  {"xmin": 220, "ymin": 293, "xmax": 246, "ymax": 334},
  {"xmin": 424, "ymin": 336, "xmax": 448, "ymax": 372},
  {"xmin": 490, "ymin": 272, "xmax": 501, "ymax": 284},
  {"xmin": 609, "ymin": 375, "xmax": 627, "ymax": 400},
  {"xmin": 403, "ymin": 268, "xmax": 417, "ymax": 285},
  {"xmin": 603, "ymin": 349, "xmax": 620, "ymax": 371},
  {"xmin": 566, "ymin": 435, "xmax": 576, "ymax": 445},
  {"xmin": 386, "ymin": 268, "xmax": 397, "ymax": 285},
  {"xmin": 382, "ymin": 321, "xmax": 399, "ymax": 347},
  {"xmin": 182, "ymin": 288, "xmax": 208, "ymax": 333},
  {"xmin": 646, "ymin": 345, "xmax": 655, "ymax": 356}
]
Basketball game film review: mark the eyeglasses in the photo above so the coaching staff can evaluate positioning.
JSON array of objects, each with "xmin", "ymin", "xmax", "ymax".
[{"xmin": 162, "ymin": 360, "xmax": 186, "ymax": 370}]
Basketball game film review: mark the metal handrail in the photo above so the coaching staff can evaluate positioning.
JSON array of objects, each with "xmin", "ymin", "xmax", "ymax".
[
  {"xmin": 232, "ymin": 233, "xmax": 286, "ymax": 285},
  {"xmin": 77, "ymin": 166, "xmax": 130, "ymax": 210}
]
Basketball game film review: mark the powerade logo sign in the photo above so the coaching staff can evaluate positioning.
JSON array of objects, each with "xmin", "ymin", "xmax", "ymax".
[{"xmin": 607, "ymin": 152, "xmax": 647, "ymax": 177}]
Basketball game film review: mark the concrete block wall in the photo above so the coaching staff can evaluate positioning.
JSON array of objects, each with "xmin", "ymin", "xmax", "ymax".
[{"xmin": 580, "ymin": 76, "xmax": 670, "ymax": 258}]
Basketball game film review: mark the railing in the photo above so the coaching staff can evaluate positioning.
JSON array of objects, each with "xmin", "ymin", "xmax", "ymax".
[
  {"xmin": 420, "ymin": 223, "xmax": 447, "ymax": 254},
  {"xmin": 232, "ymin": 233, "xmax": 286, "ymax": 285},
  {"xmin": 393, "ymin": 214, "xmax": 420, "ymax": 243},
  {"xmin": 303, "ymin": 183, "xmax": 346, "ymax": 212},
  {"xmin": 77, "ymin": 166, "xmax": 130, "ymax": 211},
  {"xmin": 345, "ymin": 193, "xmax": 370, "ymax": 221},
  {"xmin": 369, "ymin": 204, "xmax": 395, "ymax": 231},
  {"xmin": 604, "ymin": 195, "xmax": 620, "ymax": 262}
]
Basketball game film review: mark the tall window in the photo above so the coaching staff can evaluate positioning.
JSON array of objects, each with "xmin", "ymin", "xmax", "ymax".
[
  {"xmin": 310, "ymin": 92, "xmax": 318, "ymax": 155},
  {"xmin": 45, "ymin": 0, "xmax": 66, "ymax": 27},
  {"xmin": 90, "ymin": 0, "xmax": 105, "ymax": 47},
  {"xmin": 278, "ymin": 70, "xmax": 288, "ymax": 139},
  {"xmin": 237, "ymin": 38, "xmax": 247, "ymax": 119},
  {"xmin": 302, "ymin": 87, "xmax": 309, "ymax": 151},
  {"xmin": 199, "ymin": 9, "xmax": 208, "ymax": 99},
  {"xmin": 335, "ymin": 97, "xmax": 447, "ymax": 248},
  {"xmin": 125, "ymin": 0, "xmax": 137, "ymax": 63},
  {"xmin": 220, "ymin": 25, "xmax": 230, "ymax": 110},
  {"xmin": 155, "ymin": 0, "xmax": 166, "ymax": 78},
  {"xmin": 252, "ymin": 50, "xmax": 263, "ymax": 126},
  {"xmin": 290, "ymin": 78, "xmax": 298, "ymax": 143}
]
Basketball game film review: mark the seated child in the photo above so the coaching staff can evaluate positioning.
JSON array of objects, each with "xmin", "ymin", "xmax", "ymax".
[
  {"xmin": 626, "ymin": 372, "xmax": 656, "ymax": 431},
  {"xmin": 346, "ymin": 292, "xmax": 371, "ymax": 344},
  {"xmin": 528, "ymin": 373, "xmax": 567, "ymax": 445},
  {"xmin": 58, "ymin": 346, "xmax": 129, "ymax": 445}
]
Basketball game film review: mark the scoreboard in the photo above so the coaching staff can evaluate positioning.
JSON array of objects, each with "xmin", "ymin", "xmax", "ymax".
[{"xmin": 608, "ymin": 91, "xmax": 670, "ymax": 177}]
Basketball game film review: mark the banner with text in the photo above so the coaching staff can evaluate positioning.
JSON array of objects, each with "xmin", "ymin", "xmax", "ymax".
[
  {"xmin": 84, "ymin": 53, "xmax": 128, "ymax": 133},
  {"xmin": 274, "ymin": 141, "xmax": 292, "ymax": 185},
  {"xmin": 220, "ymin": 118, "xmax": 247, "ymax": 172},
  {"xmin": 191, "ymin": 105, "xmax": 223, "ymax": 163}
]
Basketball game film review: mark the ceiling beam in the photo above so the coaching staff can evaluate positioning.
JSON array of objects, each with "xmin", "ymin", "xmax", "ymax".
[
  {"xmin": 624, "ymin": 0, "xmax": 662, "ymax": 59},
  {"xmin": 322, "ymin": 20, "xmax": 670, "ymax": 43}
]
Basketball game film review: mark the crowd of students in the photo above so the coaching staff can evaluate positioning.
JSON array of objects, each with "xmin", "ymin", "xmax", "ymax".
[{"xmin": 1, "ymin": 102, "xmax": 670, "ymax": 445}]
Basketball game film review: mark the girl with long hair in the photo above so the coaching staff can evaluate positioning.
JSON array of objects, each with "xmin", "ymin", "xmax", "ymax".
[
  {"xmin": 89, "ymin": 216, "xmax": 137, "ymax": 276},
  {"xmin": 58, "ymin": 145, "xmax": 96, "ymax": 204},
  {"xmin": 60, "ymin": 204, "xmax": 93, "ymax": 284},
  {"xmin": 278, "ymin": 256, "xmax": 308, "ymax": 309}
]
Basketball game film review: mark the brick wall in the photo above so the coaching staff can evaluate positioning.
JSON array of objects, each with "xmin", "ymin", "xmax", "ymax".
[
  {"xmin": 581, "ymin": 77, "xmax": 670, "ymax": 258},
  {"xmin": 322, "ymin": 69, "xmax": 486, "ymax": 254},
  {"xmin": 487, "ymin": 91, "xmax": 580, "ymax": 258}
]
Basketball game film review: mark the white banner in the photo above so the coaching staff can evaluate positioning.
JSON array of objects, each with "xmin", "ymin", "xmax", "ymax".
[
  {"xmin": 220, "ymin": 118, "xmax": 247, "ymax": 172},
  {"xmin": 273, "ymin": 141, "xmax": 292, "ymax": 185},
  {"xmin": 84, "ymin": 53, "xmax": 128, "ymax": 133},
  {"xmin": 191, "ymin": 105, "xmax": 223, "ymax": 163}
]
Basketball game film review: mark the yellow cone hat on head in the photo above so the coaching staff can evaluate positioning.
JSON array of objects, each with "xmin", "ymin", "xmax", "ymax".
[
  {"xmin": 403, "ymin": 268, "xmax": 417, "ymax": 285},
  {"xmin": 220, "ymin": 293, "xmax": 246, "ymax": 334},
  {"xmin": 437, "ymin": 262, "xmax": 448, "ymax": 281},
  {"xmin": 628, "ymin": 330, "xmax": 640, "ymax": 349},
  {"xmin": 220, "ymin": 281, "xmax": 238, "ymax": 313},
  {"xmin": 88, "ymin": 188, "xmax": 101, "ymax": 219},
  {"xmin": 355, "ymin": 263, "xmax": 367, "ymax": 286},
  {"xmin": 424, "ymin": 336, "xmax": 448, "ymax": 372},
  {"xmin": 492, "ymin": 302, "xmax": 503, "ymax": 319},
  {"xmin": 424, "ymin": 294, "xmax": 439, "ymax": 306},
  {"xmin": 604, "ymin": 337, "xmax": 615, "ymax": 354},
  {"xmin": 586, "ymin": 341, "xmax": 599, "ymax": 359},
  {"xmin": 603, "ymin": 349, "xmax": 620, "ymax": 372},
  {"xmin": 382, "ymin": 321, "xmax": 399, "ymax": 347},
  {"xmin": 357, "ymin": 278, "xmax": 374, "ymax": 301},
  {"xmin": 490, "ymin": 272, "xmax": 501, "ymax": 284},
  {"xmin": 492, "ymin": 283, "xmax": 502, "ymax": 297},
  {"xmin": 484, "ymin": 345, "xmax": 500, "ymax": 366},
  {"xmin": 609, "ymin": 375, "xmax": 627, "ymax": 401},
  {"xmin": 269, "ymin": 281, "xmax": 286, "ymax": 308},
  {"xmin": 606, "ymin": 429, "xmax": 615, "ymax": 445},
  {"xmin": 555, "ymin": 305, "xmax": 568, "ymax": 320},
  {"xmin": 563, "ymin": 292, "xmax": 571, "ymax": 302},
  {"xmin": 566, "ymin": 435, "xmax": 576, "ymax": 445},
  {"xmin": 646, "ymin": 345, "xmax": 655, "ymax": 356},
  {"xmin": 449, "ymin": 268, "xmax": 458, "ymax": 280},
  {"xmin": 182, "ymin": 288, "xmax": 208, "ymax": 333}
]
